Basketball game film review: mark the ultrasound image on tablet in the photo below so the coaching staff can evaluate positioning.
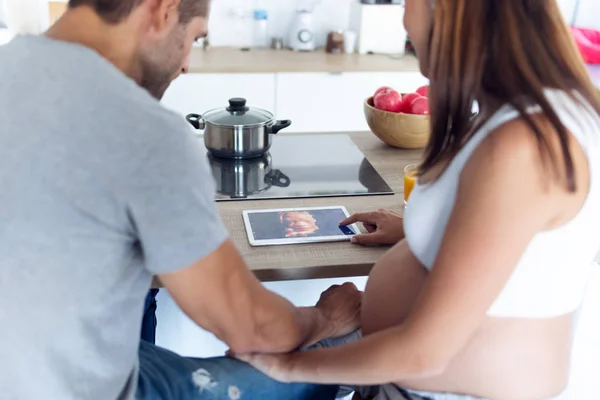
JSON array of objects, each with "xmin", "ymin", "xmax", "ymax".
[{"xmin": 247, "ymin": 208, "xmax": 354, "ymax": 241}]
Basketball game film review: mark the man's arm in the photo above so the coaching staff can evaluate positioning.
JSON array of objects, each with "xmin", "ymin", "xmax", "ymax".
[
  {"xmin": 127, "ymin": 116, "xmax": 360, "ymax": 354},
  {"xmin": 158, "ymin": 239, "xmax": 357, "ymax": 354}
]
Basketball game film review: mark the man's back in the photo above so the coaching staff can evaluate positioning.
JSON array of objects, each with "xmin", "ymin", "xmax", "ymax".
[{"xmin": 0, "ymin": 35, "xmax": 227, "ymax": 399}]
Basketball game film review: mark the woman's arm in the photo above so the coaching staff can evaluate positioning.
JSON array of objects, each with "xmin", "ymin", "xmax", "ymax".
[{"xmin": 238, "ymin": 117, "xmax": 574, "ymax": 384}]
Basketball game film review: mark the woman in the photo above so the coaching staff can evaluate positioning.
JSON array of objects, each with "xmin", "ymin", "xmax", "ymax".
[{"xmin": 235, "ymin": 1, "xmax": 600, "ymax": 399}]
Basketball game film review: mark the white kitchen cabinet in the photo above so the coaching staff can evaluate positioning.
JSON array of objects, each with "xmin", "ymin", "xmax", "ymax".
[
  {"xmin": 161, "ymin": 71, "xmax": 426, "ymax": 133},
  {"xmin": 276, "ymin": 72, "xmax": 428, "ymax": 133},
  {"xmin": 161, "ymin": 73, "xmax": 276, "ymax": 118}
]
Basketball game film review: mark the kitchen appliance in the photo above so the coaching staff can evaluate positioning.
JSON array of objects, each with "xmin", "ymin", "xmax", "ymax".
[
  {"xmin": 288, "ymin": 9, "xmax": 316, "ymax": 51},
  {"xmin": 326, "ymin": 31, "xmax": 345, "ymax": 54},
  {"xmin": 343, "ymin": 31, "xmax": 358, "ymax": 54},
  {"xmin": 253, "ymin": 9, "xmax": 269, "ymax": 48},
  {"xmin": 186, "ymin": 98, "xmax": 291, "ymax": 159},
  {"xmin": 350, "ymin": 1, "xmax": 407, "ymax": 55},
  {"xmin": 204, "ymin": 134, "xmax": 393, "ymax": 202},
  {"xmin": 208, "ymin": 153, "xmax": 291, "ymax": 199},
  {"xmin": 271, "ymin": 37, "xmax": 284, "ymax": 50}
]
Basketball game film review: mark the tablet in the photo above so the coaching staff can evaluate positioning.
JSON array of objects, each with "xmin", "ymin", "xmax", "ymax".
[{"xmin": 242, "ymin": 206, "xmax": 359, "ymax": 247}]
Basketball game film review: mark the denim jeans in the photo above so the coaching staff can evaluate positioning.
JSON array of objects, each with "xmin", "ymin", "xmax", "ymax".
[
  {"xmin": 137, "ymin": 290, "xmax": 339, "ymax": 400},
  {"xmin": 137, "ymin": 341, "xmax": 339, "ymax": 400},
  {"xmin": 141, "ymin": 289, "xmax": 160, "ymax": 344}
]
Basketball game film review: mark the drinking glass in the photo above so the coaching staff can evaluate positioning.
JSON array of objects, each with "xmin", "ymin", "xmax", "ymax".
[{"xmin": 404, "ymin": 164, "xmax": 418, "ymax": 206}]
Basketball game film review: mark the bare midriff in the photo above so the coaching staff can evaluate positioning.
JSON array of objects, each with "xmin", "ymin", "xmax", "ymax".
[{"xmin": 362, "ymin": 240, "xmax": 574, "ymax": 400}]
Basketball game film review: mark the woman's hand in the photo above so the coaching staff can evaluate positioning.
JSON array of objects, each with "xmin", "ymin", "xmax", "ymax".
[
  {"xmin": 234, "ymin": 352, "xmax": 294, "ymax": 383},
  {"xmin": 341, "ymin": 209, "xmax": 404, "ymax": 246}
]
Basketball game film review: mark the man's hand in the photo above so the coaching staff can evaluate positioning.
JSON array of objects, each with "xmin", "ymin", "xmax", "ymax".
[
  {"xmin": 341, "ymin": 209, "xmax": 404, "ymax": 246},
  {"xmin": 159, "ymin": 240, "xmax": 334, "ymax": 355},
  {"xmin": 316, "ymin": 283, "xmax": 362, "ymax": 339}
]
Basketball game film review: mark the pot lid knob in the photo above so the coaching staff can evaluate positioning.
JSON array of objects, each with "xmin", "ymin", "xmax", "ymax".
[{"xmin": 227, "ymin": 98, "xmax": 249, "ymax": 113}]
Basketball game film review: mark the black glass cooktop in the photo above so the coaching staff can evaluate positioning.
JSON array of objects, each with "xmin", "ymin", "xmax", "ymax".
[{"xmin": 205, "ymin": 134, "xmax": 394, "ymax": 201}]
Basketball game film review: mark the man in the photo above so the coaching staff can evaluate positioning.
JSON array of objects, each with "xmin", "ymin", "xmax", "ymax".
[{"xmin": 0, "ymin": 1, "xmax": 361, "ymax": 399}]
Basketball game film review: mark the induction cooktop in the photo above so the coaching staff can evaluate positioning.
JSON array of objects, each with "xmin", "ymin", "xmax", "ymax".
[{"xmin": 205, "ymin": 134, "xmax": 394, "ymax": 201}]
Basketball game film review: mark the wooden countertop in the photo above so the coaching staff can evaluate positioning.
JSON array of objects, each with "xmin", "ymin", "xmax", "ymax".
[
  {"xmin": 189, "ymin": 47, "xmax": 421, "ymax": 74},
  {"xmin": 217, "ymin": 132, "xmax": 421, "ymax": 281}
]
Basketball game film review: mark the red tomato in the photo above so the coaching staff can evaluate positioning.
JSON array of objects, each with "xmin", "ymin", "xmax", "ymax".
[
  {"xmin": 374, "ymin": 86, "xmax": 394, "ymax": 97},
  {"xmin": 410, "ymin": 97, "xmax": 430, "ymax": 115},
  {"xmin": 416, "ymin": 85, "xmax": 429, "ymax": 97},
  {"xmin": 374, "ymin": 89, "xmax": 403, "ymax": 113},
  {"xmin": 399, "ymin": 93, "xmax": 422, "ymax": 113}
]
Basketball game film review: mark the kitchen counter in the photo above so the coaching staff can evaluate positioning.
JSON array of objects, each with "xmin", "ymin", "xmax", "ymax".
[
  {"xmin": 151, "ymin": 131, "xmax": 600, "ymax": 286},
  {"xmin": 148, "ymin": 132, "xmax": 416, "ymax": 289},
  {"xmin": 152, "ymin": 132, "xmax": 413, "ymax": 287},
  {"xmin": 188, "ymin": 47, "xmax": 421, "ymax": 74},
  {"xmin": 216, "ymin": 132, "xmax": 419, "ymax": 282}
]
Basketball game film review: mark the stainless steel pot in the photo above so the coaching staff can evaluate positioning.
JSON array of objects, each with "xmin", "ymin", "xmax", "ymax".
[
  {"xmin": 207, "ymin": 153, "xmax": 291, "ymax": 198},
  {"xmin": 186, "ymin": 98, "xmax": 292, "ymax": 159}
]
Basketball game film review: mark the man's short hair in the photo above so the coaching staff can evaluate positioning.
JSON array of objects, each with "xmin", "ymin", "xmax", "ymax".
[{"xmin": 68, "ymin": 0, "xmax": 209, "ymax": 24}]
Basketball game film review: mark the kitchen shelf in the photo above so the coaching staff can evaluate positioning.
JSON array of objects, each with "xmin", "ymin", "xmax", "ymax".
[{"xmin": 189, "ymin": 47, "xmax": 420, "ymax": 74}]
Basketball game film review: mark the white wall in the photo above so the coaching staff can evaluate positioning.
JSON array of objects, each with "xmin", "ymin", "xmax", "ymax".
[
  {"xmin": 0, "ymin": 0, "xmax": 11, "ymax": 45},
  {"xmin": 573, "ymin": 0, "xmax": 600, "ymax": 30},
  {"xmin": 207, "ymin": 0, "xmax": 353, "ymax": 48},
  {"xmin": 40, "ymin": 0, "xmax": 353, "ymax": 48},
  {"xmin": 4, "ymin": 0, "xmax": 48, "ymax": 34},
  {"xmin": 207, "ymin": 0, "xmax": 600, "ymax": 47},
  {"xmin": 36, "ymin": 0, "xmax": 600, "ymax": 46},
  {"xmin": 558, "ymin": 0, "xmax": 579, "ymax": 24},
  {"xmin": 0, "ymin": 0, "xmax": 7, "ymax": 28},
  {"xmin": 557, "ymin": 0, "xmax": 600, "ymax": 30}
]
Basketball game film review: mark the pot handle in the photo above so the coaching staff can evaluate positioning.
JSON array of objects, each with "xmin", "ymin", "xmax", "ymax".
[
  {"xmin": 265, "ymin": 169, "xmax": 291, "ymax": 188},
  {"xmin": 186, "ymin": 114, "xmax": 205, "ymax": 130},
  {"xmin": 269, "ymin": 120, "xmax": 292, "ymax": 134}
]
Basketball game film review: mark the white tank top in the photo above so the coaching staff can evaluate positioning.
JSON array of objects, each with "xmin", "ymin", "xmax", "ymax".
[{"xmin": 404, "ymin": 89, "xmax": 600, "ymax": 318}]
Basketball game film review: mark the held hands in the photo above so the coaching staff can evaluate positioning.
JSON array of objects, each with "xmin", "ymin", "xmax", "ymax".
[
  {"xmin": 234, "ymin": 283, "xmax": 363, "ymax": 382},
  {"xmin": 341, "ymin": 209, "xmax": 405, "ymax": 246},
  {"xmin": 316, "ymin": 282, "xmax": 362, "ymax": 339}
]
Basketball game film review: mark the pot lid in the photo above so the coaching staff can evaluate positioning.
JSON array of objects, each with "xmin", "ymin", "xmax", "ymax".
[{"xmin": 203, "ymin": 98, "xmax": 274, "ymax": 126}]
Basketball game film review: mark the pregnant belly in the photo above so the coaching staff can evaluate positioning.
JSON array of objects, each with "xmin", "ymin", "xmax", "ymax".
[
  {"xmin": 361, "ymin": 240, "xmax": 428, "ymax": 334},
  {"xmin": 362, "ymin": 240, "xmax": 574, "ymax": 399}
]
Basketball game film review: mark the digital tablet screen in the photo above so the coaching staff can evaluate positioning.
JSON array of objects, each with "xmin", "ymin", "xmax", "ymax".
[{"xmin": 242, "ymin": 207, "xmax": 358, "ymax": 246}]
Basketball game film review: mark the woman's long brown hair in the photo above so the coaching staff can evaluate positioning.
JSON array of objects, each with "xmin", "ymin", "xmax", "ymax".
[{"xmin": 421, "ymin": 0, "xmax": 600, "ymax": 191}]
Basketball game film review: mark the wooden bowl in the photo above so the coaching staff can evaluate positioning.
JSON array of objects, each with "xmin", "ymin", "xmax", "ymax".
[{"xmin": 364, "ymin": 97, "xmax": 431, "ymax": 149}]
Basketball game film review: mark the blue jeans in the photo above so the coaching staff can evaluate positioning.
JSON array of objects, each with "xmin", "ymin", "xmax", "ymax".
[
  {"xmin": 137, "ymin": 341, "xmax": 339, "ymax": 400},
  {"xmin": 141, "ymin": 289, "xmax": 159, "ymax": 344},
  {"xmin": 138, "ymin": 290, "xmax": 338, "ymax": 400}
]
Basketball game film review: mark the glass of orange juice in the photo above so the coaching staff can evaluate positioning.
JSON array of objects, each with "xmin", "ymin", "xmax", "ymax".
[{"xmin": 404, "ymin": 164, "xmax": 418, "ymax": 206}]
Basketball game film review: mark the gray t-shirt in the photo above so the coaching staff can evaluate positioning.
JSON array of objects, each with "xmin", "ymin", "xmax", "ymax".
[{"xmin": 0, "ymin": 35, "xmax": 229, "ymax": 400}]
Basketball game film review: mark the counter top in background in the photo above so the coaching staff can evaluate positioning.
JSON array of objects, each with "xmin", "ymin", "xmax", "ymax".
[{"xmin": 188, "ymin": 47, "xmax": 421, "ymax": 74}]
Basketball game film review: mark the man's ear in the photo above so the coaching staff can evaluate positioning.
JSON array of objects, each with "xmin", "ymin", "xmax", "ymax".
[{"xmin": 147, "ymin": 0, "xmax": 181, "ymax": 36}]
